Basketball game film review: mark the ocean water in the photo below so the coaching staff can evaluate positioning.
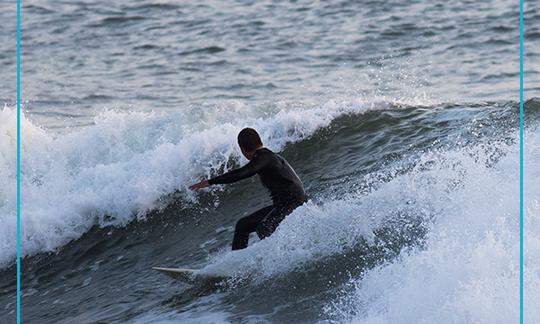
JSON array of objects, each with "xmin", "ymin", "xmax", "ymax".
[{"xmin": 0, "ymin": 0, "xmax": 539, "ymax": 323}]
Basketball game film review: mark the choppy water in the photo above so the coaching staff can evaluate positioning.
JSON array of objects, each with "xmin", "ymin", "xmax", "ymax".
[{"xmin": 1, "ymin": 0, "xmax": 539, "ymax": 323}]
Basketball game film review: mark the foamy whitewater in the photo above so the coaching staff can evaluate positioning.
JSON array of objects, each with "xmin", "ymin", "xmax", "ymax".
[{"xmin": 322, "ymin": 127, "xmax": 540, "ymax": 323}]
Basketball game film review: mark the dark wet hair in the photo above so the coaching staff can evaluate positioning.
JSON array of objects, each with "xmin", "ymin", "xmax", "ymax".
[{"xmin": 237, "ymin": 128, "xmax": 263, "ymax": 151}]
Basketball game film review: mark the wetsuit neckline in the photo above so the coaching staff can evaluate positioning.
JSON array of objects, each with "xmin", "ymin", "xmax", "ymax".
[{"xmin": 253, "ymin": 147, "xmax": 270, "ymax": 157}]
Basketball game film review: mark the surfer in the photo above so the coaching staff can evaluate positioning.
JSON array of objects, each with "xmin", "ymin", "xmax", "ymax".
[{"xmin": 190, "ymin": 128, "xmax": 307, "ymax": 250}]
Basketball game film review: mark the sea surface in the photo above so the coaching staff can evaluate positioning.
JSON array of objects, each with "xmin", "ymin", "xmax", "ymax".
[{"xmin": 1, "ymin": 0, "xmax": 539, "ymax": 323}]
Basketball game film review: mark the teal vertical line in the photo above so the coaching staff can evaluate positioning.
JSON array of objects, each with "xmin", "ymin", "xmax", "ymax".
[
  {"xmin": 16, "ymin": 0, "xmax": 21, "ymax": 323},
  {"xmin": 519, "ymin": 0, "xmax": 524, "ymax": 322}
]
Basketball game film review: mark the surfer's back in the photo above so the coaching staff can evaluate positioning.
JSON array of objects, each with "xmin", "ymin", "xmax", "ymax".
[{"xmin": 253, "ymin": 148, "xmax": 306, "ymax": 209}]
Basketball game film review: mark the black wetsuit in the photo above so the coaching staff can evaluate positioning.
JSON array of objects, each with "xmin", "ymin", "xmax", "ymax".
[{"xmin": 208, "ymin": 148, "xmax": 307, "ymax": 250}]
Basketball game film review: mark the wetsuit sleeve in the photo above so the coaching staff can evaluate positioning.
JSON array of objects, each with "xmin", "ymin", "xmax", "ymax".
[{"xmin": 208, "ymin": 155, "xmax": 267, "ymax": 185}]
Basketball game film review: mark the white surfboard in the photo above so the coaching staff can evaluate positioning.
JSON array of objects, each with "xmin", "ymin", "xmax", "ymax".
[{"xmin": 152, "ymin": 266, "xmax": 227, "ymax": 285}]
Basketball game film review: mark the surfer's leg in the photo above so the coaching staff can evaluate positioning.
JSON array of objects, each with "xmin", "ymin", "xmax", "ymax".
[
  {"xmin": 255, "ymin": 208, "xmax": 287, "ymax": 239},
  {"xmin": 232, "ymin": 205, "xmax": 274, "ymax": 250},
  {"xmin": 256, "ymin": 202, "xmax": 303, "ymax": 239}
]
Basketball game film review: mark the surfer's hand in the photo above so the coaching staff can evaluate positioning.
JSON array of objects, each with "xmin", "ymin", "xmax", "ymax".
[{"xmin": 189, "ymin": 180, "xmax": 209, "ymax": 190}]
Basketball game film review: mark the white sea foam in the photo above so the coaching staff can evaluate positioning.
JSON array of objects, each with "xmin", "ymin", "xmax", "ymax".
[
  {"xmin": 317, "ymin": 128, "xmax": 540, "ymax": 323},
  {"xmin": 1, "ymin": 98, "xmax": 425, "ymax": 267},
  {"xmin": 201, "ymin": 199, "xmax": 380, "ymax": 279}
]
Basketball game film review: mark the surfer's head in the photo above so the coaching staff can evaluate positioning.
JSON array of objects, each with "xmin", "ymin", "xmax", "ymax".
[{"xmin": 238, "ymin": 127, "xmax": 263, "ymax": 160}]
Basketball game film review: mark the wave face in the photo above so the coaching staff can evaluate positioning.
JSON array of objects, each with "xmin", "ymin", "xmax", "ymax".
[{"xmin": 2, "ymin": 98, "xmax": 538, "ymax": 323}]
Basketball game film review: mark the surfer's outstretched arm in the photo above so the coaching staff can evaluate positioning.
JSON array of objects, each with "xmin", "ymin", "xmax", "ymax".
[
  {"xmin": 189, "ymin": 154, "xmax": 267, "ymax": 190},
  {"xmin": 189, "ymin": 128, "xmax": 267, "ymax": 190},
  {"xmin": 208, "ymin": 157, "xmax": 266, "ymax": 184}
]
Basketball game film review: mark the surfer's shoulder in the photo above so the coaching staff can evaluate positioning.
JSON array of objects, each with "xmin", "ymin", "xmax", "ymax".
[
  {"xmin": 254, "ymin": 147, "xmax": 273, "ymax": 157},
  {"xmin": 252, "ymin": 147, "xmax": 276, "ymax": 165}
]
